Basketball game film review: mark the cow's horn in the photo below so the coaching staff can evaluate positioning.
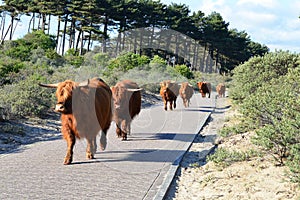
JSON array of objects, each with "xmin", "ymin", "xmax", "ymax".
[
  {"xmin": 126, "ymin": 88, "xmax": 143, "ymax": 92},
  {"xmin": 79, "ymin": 79, "xmax": 89, "ymax": 87},
  {"xmin": 38, "ymin": 83, "xmax": 59, "ymax": 88}
]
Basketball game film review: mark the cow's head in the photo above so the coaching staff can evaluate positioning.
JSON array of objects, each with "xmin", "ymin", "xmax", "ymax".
[
  {"xmin": 39, "ymin": 79, "xmax": 89, "ymax": 114},
  {"xmin": 111, "ymin": 86, "xmax": 142, "ymax": 111},
  {"xmin": 160, "ymin": 80, "xmax": 179, "ymax": 96}
]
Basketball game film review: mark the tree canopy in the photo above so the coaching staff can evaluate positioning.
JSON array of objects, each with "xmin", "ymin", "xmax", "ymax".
[{"xmin": 0, "ymin": 0, "xmax": 269, "ymax": 72}]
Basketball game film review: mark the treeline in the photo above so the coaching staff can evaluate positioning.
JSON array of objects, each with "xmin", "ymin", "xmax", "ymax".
[
  {"xmin": 0, "ymin": 0, "xmax": 268, "ymax": 72},
  {"xmin": 1, "ymin": 31, "xmax": 223, "ymax": 120}
]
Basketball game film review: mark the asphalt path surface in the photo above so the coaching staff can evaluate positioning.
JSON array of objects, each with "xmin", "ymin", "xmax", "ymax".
[{"xmin": 0, "ymin": 93, "xmax": 215, "ymax": 200}]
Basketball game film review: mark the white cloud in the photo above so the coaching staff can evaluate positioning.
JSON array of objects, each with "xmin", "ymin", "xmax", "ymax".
[{"xmin": 237, "ymin": 0, "xmax": 279, "ymax": 9}]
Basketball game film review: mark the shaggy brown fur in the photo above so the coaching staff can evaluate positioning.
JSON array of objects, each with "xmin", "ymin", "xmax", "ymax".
[
  {"xmin": 111, "ymin": 80, "xmax": 142, "ymax": 141},
  {"xmin": 160, "ymin": 80, "xmax": 179, "ymax": 111},
  {"xmin": 179, "ymin": 82, "xmax": 194, "ymax": 108},
  {"xmin": 216, "ymin": 83, "xmax": 226, "ymax": 98},
  {"xmin": 197, "ymin": 82, "xmax": 211, "ymax": 98},
  {"xmin": 40, "ymin": 77, "xmax": 112, "ymax": 165}
]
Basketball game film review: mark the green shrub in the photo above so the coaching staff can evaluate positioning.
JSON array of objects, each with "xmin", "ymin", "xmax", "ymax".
[
  {"xmin": 64, "ymin": 48, "xmax": 84, "ymax": 68},
  {"xmin": 231, "ymin": 51, "xmax": 300, "ymax": 104},
  {"xmin": 0, "ymin": 56, "xmax": 25, "ymax": 85},
  {"xmin": 230, "ymin": 51, "xmax": 300, "ymax": 183},
  {"xmin": 207, "ymin": 148, "xmax": 261, "ymax": 167},
  {"xmin": 0, "ymin": 74, "xmax": 53, "ymax": 120},
  {"xmin": 242, "ymin": 68, "xmax": 300, "ymax": 165},
  {"xmin": 174, "ymin": 64, "xmax": 194, "ymax": 79},
  {"xmin": 106, "ymin": 52, "xmax": 150, "ymax": 72},
  {"xmin": 2, "ymin": 31, "xmax": 56, "ymax": 62}
]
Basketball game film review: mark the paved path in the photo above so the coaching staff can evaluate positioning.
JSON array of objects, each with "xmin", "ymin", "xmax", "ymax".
[{"xmin": 0, "ymin": 93, "xmax": 215, "ymax": 200}]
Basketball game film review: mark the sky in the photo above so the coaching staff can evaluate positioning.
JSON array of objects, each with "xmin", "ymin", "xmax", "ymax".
[
  {"xmin": 6, "ymin": 0, "xmax": 300, "ymax": 53},
  {"xmin": 161, "ymin": 0, "xmax": 300, "ymax": 53}
]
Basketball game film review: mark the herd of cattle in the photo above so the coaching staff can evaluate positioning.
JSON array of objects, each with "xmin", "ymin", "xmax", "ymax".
[{"xmin": 39, "ymin": 78, "xmax": 225, "ymax": 165}]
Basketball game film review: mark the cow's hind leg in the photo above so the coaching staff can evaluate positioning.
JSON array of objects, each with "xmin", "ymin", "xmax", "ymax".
[
  {"xmin": 64, "ymin": 133, "xmax": 76, "ymax": 165},
  {"xmin": 86, "ymin": 137, "xmax": 96, "ymax": 159},
  {"xmin": 173, "ymin": 97, "xmax": 177, "ymax": 109},
  {"xmin": 100, "ymin": 130, "xmax": 107, "ymax": 151},
  {"xmin": 169, "ymin": 101, "xmax": 173, "ymax": 110}
]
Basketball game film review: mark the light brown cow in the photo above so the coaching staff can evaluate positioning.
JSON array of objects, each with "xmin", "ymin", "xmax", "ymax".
[
  {"xmin": 197, "ymin": 81, "xmax": 211, "ymax": 98},
  {"xmin": 179, "ymin": 82, "xmax": 194, "ymax": 107},
  {"xmin": 160, "ymin": 80, "xmax": 179, "ymax": 111},
  {"xmin": 39, "ymin": 77, "xmax": 112, "ymax": 165},
  {"xmin": 111, "ymin": 80, "xmax": 142, "ymax": 141},
  {"xmin": 216, "ymin": 83, "xmax": 226, "ymax": 98}
]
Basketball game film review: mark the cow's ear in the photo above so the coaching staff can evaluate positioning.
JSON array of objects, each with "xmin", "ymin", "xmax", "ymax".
[{"xmin": 111, "ymin": 86, "xmax": 116, "ymax": 93}]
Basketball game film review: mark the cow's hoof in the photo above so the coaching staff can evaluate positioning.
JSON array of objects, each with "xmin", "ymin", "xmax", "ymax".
[
  {"xmin": 86, "ymin": 153, "xmax": 95, "ymax": 159},
  {"xmin": 63, "ymin": 157, "xmax": 72, "ymax": 165}
]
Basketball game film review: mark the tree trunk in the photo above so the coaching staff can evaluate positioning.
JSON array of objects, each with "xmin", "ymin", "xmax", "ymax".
[
  {"xmin": 47, "ymin": 15, "xmax": 51, "ymax": 35},
  {"xmin": 32, "ymin": 13, "xmax": 36, "ymax": 31},
  {"xmin": 102, "ymin": 15, "xmax": 108, "ymax": 53},
  {"xmin": 1, "ymin": 12, "xmax": 6, "ymax": 41},
  {"xmin": 37, "ymin": 14, "xmax": 41, "ymax": 30},
  {"xmin": 115, "ymin": 31, "xmax": 121, "ymax": 55},
  {"xmin": 75, "ymin": 29, "xmax": 82, "ymax": 54},
  {"xmin": 80, "ymin": 31, "xmax": 84, "ymax": 55},
  {"xmin": 28, "ymin": 14, "xmax": 34, "ymax": 33},
  {"xmin": 56, "ymin": 16, "xmax": 61, "ymax": 51},
  {"xmin": 9, "ymin": 16, "xmax": 14, "ymax": 40},
  {"xmin": 62, "ymin": 15, "xmax": 69, "ymax": 56},
  {"xmin": 87, "ymin": 22, "xmax": 92, "ymax": 52},
  {"xmin": 41, "ymin": 14, "xmax": 46, "ymax": 32}
]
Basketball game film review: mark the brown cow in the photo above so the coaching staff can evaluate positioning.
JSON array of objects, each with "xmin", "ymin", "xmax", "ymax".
[
  {"xmin": 179, "ymin": 82, "xmax": 194, "ymax": 108},
  {"xmin": 216, "ymin": 83, "xmax": 226, "ymax": 98},
  {"xmin": 160, "ymin": 80, "xmax": 179, "ymax": 111},
  {"xmin": 39, "ymin": 77, "xmax": 112, "ymax": 165},
  {"xmin": 111, "ymin": 80, "xmax": 142, "ymax": 141},
  {"xmin": 197, "ymin": 81, "xmax": 211, "ymax": 98}
]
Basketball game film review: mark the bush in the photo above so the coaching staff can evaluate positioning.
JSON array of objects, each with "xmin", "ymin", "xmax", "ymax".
[
  {"xmin": 0, "ymin": 56, "xmax": 25, "ymax": 85},
  {"xmin": 241, "ymin": 68, "xmax": 300, "ymax": 165},
  {"xmin": 230, "ymin": 51, "xmax": 300, "ymax": 104},
  {"xmin": 0, "ymin": 74, "xmax": 53, "ymax": 120},
  {"xmin": 207, "ymin": 148, "xmax": 261, "ymax": 167},
  {"xmin": 230, "ymin": 51, "xmax": 300, "ymax": 183},
  {"xmin": 106, "ymin": 52, "xmax": 150, "ymax": 72},
  {"xmin": 64, "ymin": 48, "xmax": 84, "ymax": 68},
  {"xmin": 2, "ymin": 31, "xmax": 56, "ymax": 62},
  {"xmin": 174, "ymin": 64, "xmax": 194, "ymax": 79}
]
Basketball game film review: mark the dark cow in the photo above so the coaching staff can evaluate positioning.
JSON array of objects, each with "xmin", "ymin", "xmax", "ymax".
[
  {"xmin": 216, "ymin": 83, "xmax": 226, "ymax": 98},
  {"xmin": 111, "ymin": 80, "xmax": 142, "ymax": 141},
  {"xmin": 39, "ymin": 77, "xmax": 112, "ymax": 165},
  {"xmin": 160, "ymin": 80, "xmax": 179, "ymax": 111},
  {"xmin": 197, "ymin": 81, "xmax": 211, "ymax": 98},
  {"xmin": 179, "ymin": 82, "xmax": 194, "ymax": 107}
]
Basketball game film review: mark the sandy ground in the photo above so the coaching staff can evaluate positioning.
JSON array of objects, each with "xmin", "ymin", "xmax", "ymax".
[{"xmin": 165, "ymin": 97, "xmax": 300, "ymax": 200}]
